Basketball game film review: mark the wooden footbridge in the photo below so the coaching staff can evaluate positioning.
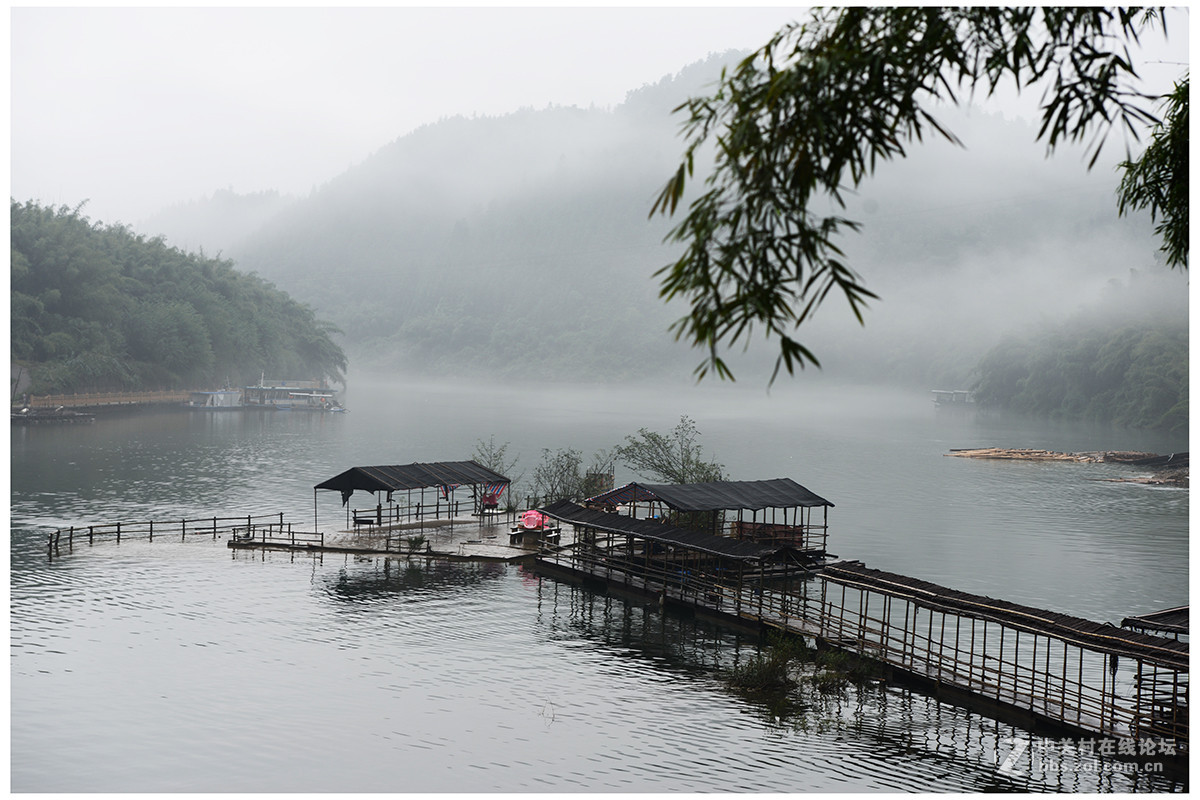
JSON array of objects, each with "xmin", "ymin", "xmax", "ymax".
[
  {"xmin": 41, "ymin": 471, "xmax": 1188, "ymax": 754},
  {"xmin": 18, "ymin": 390, "xmax": 192, "ymax": 410},
  {"xmin": 532, "ymin": 489, "xmax": 1188, "ymax": 751}
]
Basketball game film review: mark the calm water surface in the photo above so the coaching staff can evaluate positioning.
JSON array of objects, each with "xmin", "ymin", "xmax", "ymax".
[{"xmin": 10, "ymin": 376, "xmax": 1188, "ymax": 792}]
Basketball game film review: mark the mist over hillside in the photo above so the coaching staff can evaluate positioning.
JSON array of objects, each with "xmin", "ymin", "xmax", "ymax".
[
  {"xmin": 142, "ymin": 189, "xmax": 298, "ymax": 257},
  {"xmin": 155, "ymin": 53, "xmax": 1184, "ymax": 390}
]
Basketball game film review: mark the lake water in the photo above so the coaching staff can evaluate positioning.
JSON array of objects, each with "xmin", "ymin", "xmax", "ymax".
[{"xmin": 10, "ymin": 375, "xmax": 1188, "ymax": 791}]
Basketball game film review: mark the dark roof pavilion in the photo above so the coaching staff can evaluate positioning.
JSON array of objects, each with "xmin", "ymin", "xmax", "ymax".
[
  {"xmin": 315, "ymin": 460, "xmax": 509, "ymax": 505},
  {"xmin": 586, "ymin": 478, "xmax": 833, "ymax": 512}
]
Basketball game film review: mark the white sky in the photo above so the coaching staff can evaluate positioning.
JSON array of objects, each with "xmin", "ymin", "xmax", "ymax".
[
  {"xmin": 10, "ymin": 5, "xmax": 809, "ymax": 225},
  {"xmin": 9, "ymin": 6, "xmax": 1190, "ymax": 227}
]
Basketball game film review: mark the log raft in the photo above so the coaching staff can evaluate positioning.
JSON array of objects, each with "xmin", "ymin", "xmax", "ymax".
[
  {"xmin": 948, "ymin": 448, "xmax": 1159, "ymax": 462},
  {"xmin": 947, "ymin": 448, "xmax": 1188, "ymax": 486}
]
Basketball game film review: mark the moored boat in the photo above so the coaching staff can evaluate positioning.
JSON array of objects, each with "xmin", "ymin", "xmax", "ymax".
[
  {"xmin": 242, "ymin": 379, "xmax": 346, "ymax": 412},
  {"xmin": 185, "ymin": 389, "xmax": 243, "ymax": 410}
]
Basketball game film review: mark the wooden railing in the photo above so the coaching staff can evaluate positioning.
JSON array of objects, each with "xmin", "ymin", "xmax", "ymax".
[
  {"xmin": 48, "ymin": 512, "xmax": 299, "ymax": 554},
  {"xmin": 22, "ymin": 391, "xmax": 191, "ymax": 409}
]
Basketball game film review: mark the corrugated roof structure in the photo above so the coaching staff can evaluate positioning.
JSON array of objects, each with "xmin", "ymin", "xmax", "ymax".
[
  {"xmin": 539, "ymin": 499, "xmax": 787, "ymax": 561},
  {"xmin": 586, "ymin": 478, "xmax": 833, "ymax": 512},
  {"xmin": 315, "ymin": 460, "xmax": 509, "ymax": 505},
  {"xmin": 823, "ymin": 561, "xmax": 1189, "ymax": 670}
]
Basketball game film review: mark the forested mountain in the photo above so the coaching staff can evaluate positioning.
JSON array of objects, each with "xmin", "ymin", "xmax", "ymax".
[
  {"xmin": 141, "ymin": 189, "xmax": 297, "ymax": 258},
  {"xmin": 972, "ymin": 270, "xmax": 1188, "ymax": 432},
  {"xmin": 10, "ymin": 200, "xmax": 347, "ymax": 394},
  {"xmin": 215, "ymin": 52, "xmax": 1180, "ymax": 389},
  {"xmin": 228, "ymin": 60, "xmax": 715, "ymax": 380},
  {"xmin": 69, "ymin": 50, "xmax": 1185, "ymax": 431}
]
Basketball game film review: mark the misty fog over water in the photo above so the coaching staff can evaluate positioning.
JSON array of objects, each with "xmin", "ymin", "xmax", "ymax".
[
  {"xmin": 10, "ymin": 375, "xmax": 1187, "ymax": 791},
  {"xmin": 10, "ymin": 8, "xmax": 1189, "ymax": 792},
  {"xmin": 12, "ymin": 12, "xmax": 1189, "ymax": 395}
]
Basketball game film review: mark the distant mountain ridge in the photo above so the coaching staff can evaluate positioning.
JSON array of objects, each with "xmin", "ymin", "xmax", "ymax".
[
  {"xmin": 141, "ymin": 188, "xmax": 297, "ymax": 258},
  {"xmin": 127, "ymin": 51, "xmax": 1182, "ymax": 389},
  {"xmin": 222, "ymin": 55, "xmax": 738, "ymax": 380}
]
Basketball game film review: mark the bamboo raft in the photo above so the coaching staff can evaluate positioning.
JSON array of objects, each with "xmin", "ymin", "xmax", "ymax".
[
  {"xmin": 947, "ymin": 448, "xmax": 1171, "ymax": 463},
  {"xmin": 947, "ymin": 449, "xmax": 1188, "ymax": 486}
]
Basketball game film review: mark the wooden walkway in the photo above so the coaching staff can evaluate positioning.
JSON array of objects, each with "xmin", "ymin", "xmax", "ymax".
[
  {"xmin": 48, "ymin": 512, "xmax": 542, "ymax": 564},
  {"xmin": 45, "ymin": 506, "xmax": 1188, "ymax": 750},
  {"xmin": 20, "ymin": 390, "xmax": 191, "ymax": 410},
  {"xmin": 534, "ymin": 539, "xmax": 1188, "ymax": 748}
]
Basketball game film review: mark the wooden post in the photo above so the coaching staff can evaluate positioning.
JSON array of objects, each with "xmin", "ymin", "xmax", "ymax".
[
  {"xmin": 69, "ymin": 526, "xmax": 74, "ymax": 547},
  {"xmin": 182, "ymin": 519, "xmax": 187, "ymax": 541},
  {"xmin": 857, "ymin": 587, "xmax": 867, "ymax": 650},
  {"xmin": 937, "ymin": 610, "xmax": 947, "ymax": 682},
  {"xmin": 980, "ymin": 620, "xmax": 989, "ymax": 693},
  {"xmin": 89, "ymin": 525, "xmax": 94, "ymax": 545},
  {"xmin": 968, "ymin": 618, "xmax": 977, "ymax": 690},
  {"xmin": 882, "ymin": 594, "xmax": 893, "ymax": 659},
  {"xmin": 212, "ymin": 517, "xmax": 218, "ymax": 539},
  {"xmin": 1100, "ymin": 653, "xmax": 1109, "ymax": 734},
  {"xmin": 149, "ymin": 520, "xmax": 154, "ymax": 542},
  {"xmin": 116, "ymin": 522, "xmax": 121, "ymax": 543}
]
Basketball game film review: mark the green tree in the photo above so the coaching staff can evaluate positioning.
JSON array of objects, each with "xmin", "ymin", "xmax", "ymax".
[
  {"xmin": 532, "ymin": 447, "xmax": 586, "ymax": 504},
  {"xmin": 1118, "ymin": 77, "xmax": 1188, "ymax": 267},
  {"xmin": 10, "ymin": 200, "xmax": 348, "ymax": 393},
  {"xmin": 651, "ymin": 7, "xmax": 1187, "ymax": 383},
  {"xmin": 972, "ymin": 320, "xmax": 1187, "ymax": 431},
  {"xmin": 616, "ymin": 415, "xmax": 726, "ymax": 484},
  {"xmin": 473, "ymin": 436, "xmax": 524, "ymax": 510}
]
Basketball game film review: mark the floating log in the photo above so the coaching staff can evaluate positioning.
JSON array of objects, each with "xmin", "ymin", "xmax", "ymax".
[
  {"xmin": 945, "ymin": 448, "xmax": 1165, "ymax": 463},
  {"xmin": 947, "ymin": 449, "xmax": 1188, "ymax": 487}
]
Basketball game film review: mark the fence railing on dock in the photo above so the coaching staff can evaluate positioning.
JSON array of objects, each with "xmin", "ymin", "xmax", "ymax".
[
  {"xmin": 47, "ymin": 512, "xmax": 308, "ymax": 556},
  {"xmin": 534, "ymin": 526, "xmax": 1187, "ymax": 748},
  {"xmin": 349, "ymin": 500, "xmax": 514, "ymax": 532},
  {"xmin": 22, "ymin": 390, "xmax": 192, "ymax": 410},
  {"xmin": 230, "ymin": 521, "xmax": 324, "ymax": 549},
  {"xmin": 800, "ymin": 562, "xmax": 1188, "ymax": 745}
]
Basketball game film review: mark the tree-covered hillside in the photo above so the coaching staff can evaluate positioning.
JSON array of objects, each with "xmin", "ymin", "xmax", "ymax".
[
  {"xmin": 137, "ymin": 51, "xmax": 1184, "ymax": 399},
  {"xmin": 971, "ymin": 272, "xmax": 1188, "ymax": 432},
  {"xmin": 221, "ymin": 52, "xmax": 1177, "ymax": 387},
  {"xmin": 10, "ymin": 200, "xmax": 347, "ymax": 394},
  {"xmin": 228, "ymin": 57, "xmax": 733, "ymax": 380}
]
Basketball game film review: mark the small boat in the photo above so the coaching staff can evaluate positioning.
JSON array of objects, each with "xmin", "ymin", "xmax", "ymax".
[
  {"xmin": 932, "ymin": 389, "xmax": 974, "ymax": 408},
  {"xmin": 242, "ymin": 380, "xmax": 346, "ymax": 412},
  {"xmin": 185, "ymin": 390, "xmax": 243, "ymax": 410},
  {"xmin": 509, "ymin": 510, "xmax": 561, "ymax": 545},
  {"xmin": 519, "ymin": 510, "xmax": 552, "ymax": 530}
]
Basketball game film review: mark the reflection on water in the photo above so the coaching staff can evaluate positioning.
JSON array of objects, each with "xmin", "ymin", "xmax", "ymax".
[
  {"xmin": 11, "ymin": 546, "xmax": 1184, "ymax": 792},
  {"xmin": 10, "ymin": 378, "xmax": 1188, "ymax": 792}
]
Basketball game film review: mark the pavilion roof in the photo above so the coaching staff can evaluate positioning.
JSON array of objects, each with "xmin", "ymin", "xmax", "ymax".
[
  {"xmin": 315, "ymin": 460, "xmax": 509, "ymax": 505},
  {"xmin": 586, "ymin": 478, "xmax": 833, "ymax": 512},
  {"xmin": 539, "ymin": 499, "xmax": 790, "ymax": 561}
]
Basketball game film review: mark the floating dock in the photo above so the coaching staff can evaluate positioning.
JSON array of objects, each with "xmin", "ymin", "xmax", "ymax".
[
  {"xmin": 45, "ymin": 469, "xmax": 1188, "ymax": 754},
  {"xmin": 528, "ymin": 496, "xmax": 1187, "ymax": 750}
]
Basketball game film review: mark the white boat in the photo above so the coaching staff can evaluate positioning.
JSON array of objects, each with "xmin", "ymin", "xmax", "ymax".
[
  {"xmin": 242, "ymin": 380, "xmax": 346, "ymax": 412},
  {"xmin": 185, "ymin": 389, "xmax": 243, "ymax": 410}
]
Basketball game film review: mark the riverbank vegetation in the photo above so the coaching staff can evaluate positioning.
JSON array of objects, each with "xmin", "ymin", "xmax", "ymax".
[
  {"xmin": 972, "ymin": 319, "xmax": 1187, "ymax": 433},
  {"xmin": 473, "ymin": 415, "xmax": 721, "ymax": 513},
  {"xmin": 10, "ymin": 200, "xmax": 347, "ymax": 394}
]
